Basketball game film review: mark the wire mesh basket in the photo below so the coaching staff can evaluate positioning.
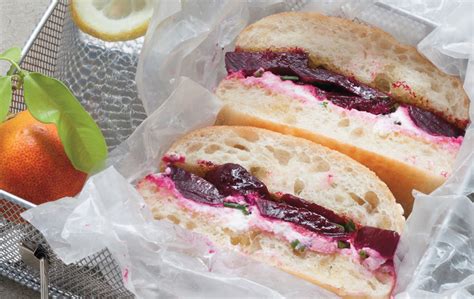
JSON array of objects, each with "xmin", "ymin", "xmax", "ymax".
[
  {"xmin": 1, "ymin": 189, "xmax": 133, "ymax": 297},
  {"xmin": 1, "ymin": 0, "xmax": 138, "ymax": 297},
  {"xmin": 1, "ymin": 0, "xmax": 454, "ymax": 297}
]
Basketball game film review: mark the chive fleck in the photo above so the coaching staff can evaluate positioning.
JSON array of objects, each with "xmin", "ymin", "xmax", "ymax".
[
  {"xmin": 359, "ymin": 250, "xmax": 369, "ymax": 259},
  {"xmin": 280, "ymin": 75, "xmax": 299, "ymax": 81},
  {"xmin": 290, "ymin": 239, "xmax": 300, "ymax": 249},
  {"xmin": 290, "ymin": 239, "xmax": 306, "ymax": 252},
  {"xmin": 223, "ymin": 202, "xmax": 250, "ymax": 215},
  {"xmin": 343, "ymin": 219, "xmax": 356, "ymax": 233},
  {"xmin": 337, "ymin": 240, "xmax": 350, "ymax": 249},
  {"xmin": 321, "ymin": 101, "xmax": 328, "ymax": 108}
]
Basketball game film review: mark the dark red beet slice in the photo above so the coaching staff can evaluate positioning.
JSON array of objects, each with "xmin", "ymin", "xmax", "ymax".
[
  {"xmin": 327, "ymin": 94, "xmax": 396, "ymax": 115},
  {"xmin": 408, "ymin": 106, "xmax": 464, "ymax": 137},
  {"xmin": 225, "ymin": 51, "xmax": 390, "ymax": 101},
  {"xmin": 290, "ymin": 66, "xmax": 389, "ymax": 100},
  {"xmin": 205, "ymin": 163, "xmax": 271, "ymax": 200},
  {"xmin": 226, "ymin": 51, "xmax": 463, "ymax": 137},
  {"xmin": 167, "ymin": 165, "xmax": 223, "ymax": 205},
  {"xmin": 280, "ymin": 194, "xmax": 347, "ymax": 225},
  {"xmin": 354, "ymin": 226, "xmax": 400, "ymax": 259},
  {"xmin": 165, "ymin": 163, "xmax": 400, "ymax": 259},
  {"xmin": 256, "ymin": 198, "xmax": 347, "ymax": 237}
]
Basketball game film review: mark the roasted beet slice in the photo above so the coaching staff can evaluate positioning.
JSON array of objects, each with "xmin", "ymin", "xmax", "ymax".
[
  {"xmin": 226, "ymin": 51, "xmax": 465, "ymax": 137},
  {"xmin": 290, "ymin": 66, "xmax": 389, "ymax": 100},
  {"xmin": 354, "ymin": 226, "xmax": 400, "ymax": 258},
  {"xmin": 225, "ymin": 51, "xmax": 390, "ymax": 101},
  {"xmin": 280, "ymin": 194, "xmax": 347, "ymax": 225},
  {"xmin": 408, "ymin": 106, "xmax": 464, "ymax": 137},
  {"xmin": 165, "ymin": 163, "xmax": 400, "ymax": 257},
  {"xmin": 205, "ymin": 163, "xmax": 270, "ymax": 200},
  {"xmin": 167, "ymin": 165, "xmax": 223, "ymax": 205},
  {"xmin": 256, "ymin": 198, "xmax": 347, "ymax": 237},
  {"xmin": 327, "ymin": 94, "xmax": 396, "ymax": 115}
]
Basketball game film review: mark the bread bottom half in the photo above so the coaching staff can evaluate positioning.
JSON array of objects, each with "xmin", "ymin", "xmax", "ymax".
[{"xmin": 139, "ymin": 180, "xmax": 395, "ymax": 298}]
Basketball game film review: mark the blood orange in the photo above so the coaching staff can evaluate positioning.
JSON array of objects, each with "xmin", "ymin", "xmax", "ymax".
[{"xmin": 0, "ymin": 111, "xmax": 87, "ymax": 205}]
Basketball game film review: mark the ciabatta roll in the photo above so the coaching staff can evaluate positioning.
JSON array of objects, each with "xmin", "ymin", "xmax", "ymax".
[
  {"xmin": 137, "ymin": 126, "xmax": 404, "ymax": 298},
  {"xmin": 235, "ymin": 12, "xmax": 469, "ymax": 127},
  {"xmin": 216, "ymin": 12, "xmax": 469, "ymax": 214}
]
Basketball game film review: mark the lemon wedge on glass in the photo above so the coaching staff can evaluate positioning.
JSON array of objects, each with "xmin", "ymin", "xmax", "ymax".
[{"xmin": 71, "ymin": 0, "xmax": 154, "ymax": 42}]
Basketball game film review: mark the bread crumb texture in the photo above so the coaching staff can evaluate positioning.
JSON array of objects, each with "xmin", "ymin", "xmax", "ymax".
[{"xmin": 236, "ymin": 12, "xmax": 469, "ymax": 127}]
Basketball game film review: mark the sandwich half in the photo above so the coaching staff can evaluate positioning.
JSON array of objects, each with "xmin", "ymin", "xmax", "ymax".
[
  {"xmin": 215, "ymin": 12, "xmax": 469, "ymax": 214},
  {"xmin": 137, "ymin": 126, "xmax": 404, "ymax": 298}
]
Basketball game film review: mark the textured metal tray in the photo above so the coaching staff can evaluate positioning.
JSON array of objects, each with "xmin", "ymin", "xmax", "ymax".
[{"xmin": 0, "ymin": 0, "xmax": 446, "ymax": 297}]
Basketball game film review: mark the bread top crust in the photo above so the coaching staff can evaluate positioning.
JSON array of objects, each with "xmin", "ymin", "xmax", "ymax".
[
  {"xmin": 164, "ymin": 126, "xmax": 405, "ymax": 233},
  {"xmin": 236, "ymin": 12, "xmax": 469, "ymax": 128}
]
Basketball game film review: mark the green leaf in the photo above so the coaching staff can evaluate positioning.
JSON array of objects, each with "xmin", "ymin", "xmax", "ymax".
[
  {"xmin": 0, "ymin": 47, "xmax": 22, "ymax": 76},
  {"xmin": 23, "ymin": 72, "xmax": 107, "ymax": 174},
  {"xmin": 0, "ymin": 47, "xmax": 21, "ymax": 64},
  {"xmin": 7, "ymin": 65, "xmax": 17, "ymax": 76},
  {"xmin": 0, "ymin": 76, "xmax": 12, "ymax": 122}
]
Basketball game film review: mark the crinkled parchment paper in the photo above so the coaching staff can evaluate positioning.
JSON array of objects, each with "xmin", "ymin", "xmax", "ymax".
[{"xmin": 23, "ymin": 0, "xmax": 473, "ymax": 297}]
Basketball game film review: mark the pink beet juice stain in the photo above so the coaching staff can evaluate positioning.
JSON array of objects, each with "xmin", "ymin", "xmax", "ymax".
[{"xmin": 122, "ymin": 268, "xmax": 129, "ymax": 283}]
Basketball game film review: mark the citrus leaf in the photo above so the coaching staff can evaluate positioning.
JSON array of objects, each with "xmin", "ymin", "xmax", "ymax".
[
  {"xmin": 0, "ymin": 76, "xmax": 12, "ymax": 122},
  {"xmin": 0, "ymin": 47, "xmax": 21, "ymax": 64},
  {"xmin": 7, "ymin": 65, "xmax": 17, "ymax": 76},
  {"xmin": 23, "ymin": 72, "xmax": 107, "ymax": 174}
]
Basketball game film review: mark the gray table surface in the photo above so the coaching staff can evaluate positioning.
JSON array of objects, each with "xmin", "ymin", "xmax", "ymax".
[{"xmin": 1, "ymin": 1, "xmax": 50, "ymax": 297}]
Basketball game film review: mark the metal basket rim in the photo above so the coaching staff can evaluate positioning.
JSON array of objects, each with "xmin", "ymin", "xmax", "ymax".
[
  {"xmin": 1, "ymin": 0, "xmax": 58, "ymax": 210},
  {"xmin": 20, "ymin": 0, "xmax": 60, "ymax": 63}
]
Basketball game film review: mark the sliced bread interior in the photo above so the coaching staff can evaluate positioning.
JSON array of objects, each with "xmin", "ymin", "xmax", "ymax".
[
  {"xmin": 235, "ymin": 12, "xmax": 469, "ymax": 128},
  {"xmin": 215, "ymin": 75, "xmax": 461, "ymax": 214},
  {"xmin": 137, "ymin": 126, "xmax": 404, "ymax": 298},
  {"xmin": 164, "ymin": 126, "xmax": 404, "ymax": 231}
]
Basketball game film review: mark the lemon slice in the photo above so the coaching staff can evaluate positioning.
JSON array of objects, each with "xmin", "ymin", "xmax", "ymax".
[{"xmin": 71, "ymin": 0, "xmax": 154, "ymax": 41}]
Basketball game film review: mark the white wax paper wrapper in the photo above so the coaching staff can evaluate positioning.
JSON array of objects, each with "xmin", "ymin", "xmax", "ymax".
[
  {"xmin": 136, "ymin": 0, "xmax": 286, "ymax": 115},
  {"xmin": 22, "ymin": 0, "xmax": 473, "ymax": 298},
  {"xmin": 22, "ymin": 77, "xmax": 335, "ymax": 298}
]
